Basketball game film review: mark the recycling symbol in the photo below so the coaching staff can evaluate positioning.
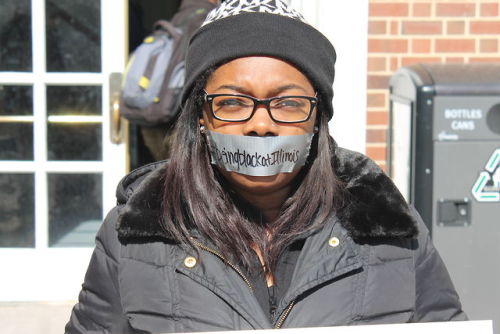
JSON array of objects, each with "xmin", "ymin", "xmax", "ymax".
[{"xmin": 471, "ymin": 148, "xmax": 500, "ymax": 202}]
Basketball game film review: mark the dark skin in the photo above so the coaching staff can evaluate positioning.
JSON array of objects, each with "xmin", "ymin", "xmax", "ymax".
[{"xmin": 200, "ymin": 56, "xmax": 317, "ymax": 284}]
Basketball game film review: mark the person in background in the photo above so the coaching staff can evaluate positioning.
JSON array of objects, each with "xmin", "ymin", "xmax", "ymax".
[
  {"xmin": 65, "ymin": 1, "xmax": 466, "ymax": 333},
  {"xmin": 140, "ymin": 0, "xmax": 220, "ymax": 162}
]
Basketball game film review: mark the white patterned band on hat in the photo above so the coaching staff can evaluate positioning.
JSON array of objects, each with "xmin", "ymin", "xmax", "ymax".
[{"xmin": 202, "ymin": 0, "xmax": 306, "ymax": 27}]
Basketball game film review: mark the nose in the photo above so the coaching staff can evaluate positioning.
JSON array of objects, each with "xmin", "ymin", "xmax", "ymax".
[{"xmin": 242, "ymin": 105, "xmax": 278, "ymax": 137}]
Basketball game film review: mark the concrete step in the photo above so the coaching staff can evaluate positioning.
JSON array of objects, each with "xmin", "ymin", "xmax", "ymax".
[{"xmin": 0, "ymin": 301, "xmax": 75, "ymax": 334}]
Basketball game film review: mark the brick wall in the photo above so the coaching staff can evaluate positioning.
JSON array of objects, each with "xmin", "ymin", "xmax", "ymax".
[{"xmin": 367, "ymin": 0, "xmax": 500, "ymax": 170}]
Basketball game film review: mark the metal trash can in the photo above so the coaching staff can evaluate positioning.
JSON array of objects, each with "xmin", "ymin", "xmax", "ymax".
[{"xmin": 388, "ymin": 63, "xmax": 500, "ymax": 330}]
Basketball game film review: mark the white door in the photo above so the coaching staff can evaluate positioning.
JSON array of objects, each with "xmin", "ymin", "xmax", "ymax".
[{"xmin": 0, "ymin": 0, "xmax": 127, "ymax": 301}]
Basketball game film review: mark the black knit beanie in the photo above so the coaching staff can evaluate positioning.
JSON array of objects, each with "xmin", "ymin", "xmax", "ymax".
[{"xmin": 181, "ymin": 0, "xmax": 337, "ymax": 120}]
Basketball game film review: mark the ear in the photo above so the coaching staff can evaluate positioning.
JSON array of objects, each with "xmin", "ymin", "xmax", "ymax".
[{"xmin": 199, "ymin": 117, "xmax": 205, "ymax": 126}]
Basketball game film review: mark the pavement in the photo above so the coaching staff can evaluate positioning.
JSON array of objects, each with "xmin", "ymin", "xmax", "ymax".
[{"xmin": 0, "ymin": 301, "xmax": 75, "ymax": 334}]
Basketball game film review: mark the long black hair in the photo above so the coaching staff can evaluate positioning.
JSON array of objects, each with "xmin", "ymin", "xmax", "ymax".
[{"xmin": 162, "ymin": 67, "xmax": 344, "ymax": 275}]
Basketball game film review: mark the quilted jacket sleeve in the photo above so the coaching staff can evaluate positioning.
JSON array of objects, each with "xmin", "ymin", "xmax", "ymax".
[
  {"xmin": 411, "ymin": 207, "xmax": 468, "ymax": 321},
  {"xmin": 65, "ymin": 207, "xmax": 132, "ymax": 334}
]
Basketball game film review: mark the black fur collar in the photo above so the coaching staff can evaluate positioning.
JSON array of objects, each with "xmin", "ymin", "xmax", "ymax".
[{"xmin": 116, "ymin": 147, "xmax": 418, "ymax": 240}]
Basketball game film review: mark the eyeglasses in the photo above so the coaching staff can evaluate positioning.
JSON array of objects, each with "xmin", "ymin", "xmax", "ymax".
[{"xmin": 204, "ymin": 91, "xmax": 318, "ymax": 123}]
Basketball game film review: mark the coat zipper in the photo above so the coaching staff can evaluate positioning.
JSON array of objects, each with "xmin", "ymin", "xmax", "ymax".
[
  {"xmin": 275, "ymin": 300, "xmax": 295, "ymax": 329},
  {"xmin": 190, "ymin": 238, "xmax": 254, "ymax": 292},
  {"xmin": 190, "ymin": 238, "xmax": 296, "ymax": 329}
]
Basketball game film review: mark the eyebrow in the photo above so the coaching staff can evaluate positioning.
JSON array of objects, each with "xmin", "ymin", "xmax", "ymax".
[{"xmin": 213, "ymin": 84, "xmax": 310, "ymax": 95}]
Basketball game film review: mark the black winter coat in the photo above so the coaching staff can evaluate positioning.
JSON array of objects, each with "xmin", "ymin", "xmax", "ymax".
[{"xmin": 65, "ymin": 148, "xmax": 467, "ymax": 333}]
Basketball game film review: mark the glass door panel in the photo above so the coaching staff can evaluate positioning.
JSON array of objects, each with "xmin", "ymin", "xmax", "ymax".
[
  {"xmin": 45, "ymin": 0, "xmax": 101, "ymax": 72},
  {"xmin": 0, "ymin": 85, "xmax": 34, "ymax": 160},
  {"xmin": 0, "ymin": 0, "xmax": 32, "ymax": 71},
  {"xmin": 47, "ymin": 85, "xmax": 103, "ymax": 161},
  {"xmin": 48, "ymin": 173, "xmax": 102, "ymax": 247},
  {"xmin": 0, "ymin": 173, "xmax": 35, "ymax": 247}
]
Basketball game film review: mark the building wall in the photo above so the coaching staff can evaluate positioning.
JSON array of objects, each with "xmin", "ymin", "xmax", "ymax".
[
  {"xmin": 290, "ymin": 0, "xmax": 369, "ymax": 154},
  {"xmin": 367, "ymin": 0, "xmax": 500, "ymax": 170}
]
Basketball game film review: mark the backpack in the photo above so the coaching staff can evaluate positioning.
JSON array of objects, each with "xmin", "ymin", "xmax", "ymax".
[{"xmin": 120, "ymin": 20, "xmax": 186, "ymax": 126}]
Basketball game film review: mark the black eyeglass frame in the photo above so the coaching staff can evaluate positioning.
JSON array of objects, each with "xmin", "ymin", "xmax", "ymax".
[{"xmin": 203, "ymin": 91, "xmax": 318, "ymax": 123}]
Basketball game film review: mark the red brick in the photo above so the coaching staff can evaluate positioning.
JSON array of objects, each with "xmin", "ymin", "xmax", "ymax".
[
  {"xmin": 413, "ymin": 3, "xmax": 431, "ymax": 17},
  {"xmin": 435, "ymin": 39, "xmax": 475, "ymax": 52},
  {"xmin": 412, "ymin": 39, "xmax": 432, "ymax": 53},
  {"xmin": 480, "ymin": 3, "xmax": 499, "ymax": 17},
  {"xmin": 402, "ymin": 57, "xmax": 441, "ymax": 66},
  {"xmin": 390, "ymin": 21, "xmax": 400, "ymax": 34},
  {"xmin": 390, "ymin": 57, "xmax": 400, "ymax": 71},
  {"xmin": 369, "ymin": 21, "xmax": 387, "ymax": 34},
  {"xmin": 402, "ymin": 21, "xmax": 442, "ymax": 34},
  {"xmin": 366, "ymin": 146, "xmax": 387, "ymax": 161},
  {"xmin": 367, "ymin": 111, "xmax": 389, "ymax": 126},
  {"xmin": 471, "ymin": 21, "xmax": 500, "ymax": 34},
  {"xmin": 480, "ymin": 39, "xmax": 498, "ymax": 52},
  {"xmin": 370, "ymin": 3, "xmax": 409, "ymax": 17},
  {"xmin": 447, "ymin": 21, "xmax": 466, "ymax": 34},
  {"xmin": 469, "ymin": 57, "xmax": 500, "ymax": 63},
  {"xmin": 368, "ymin": 75, "xmax": 391, "ymax": 89},
  {"xmin": 436, "ymin": 3, "xmax": 475, "ymax": 17},
  {"xmin": 367, "ymin": 92, "xmax": 387, "ymax": 108},
  {"xmin": 367, "ymin": 57, "xmax": 387, "ymax": 71},
  {"xmin": 367, "ymin": 129, "xmax": 387, "ymax": 143},
  {"xmin": 368, "ymin": 39, "xmax": 408, "ymax": 53},
  {"xmin": 446, "ymin": 57, "xmax": 465, "ymax": 63}
]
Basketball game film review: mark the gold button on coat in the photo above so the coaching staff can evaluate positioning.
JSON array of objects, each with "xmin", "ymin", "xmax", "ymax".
[
  {"xmin": 328, "ymin": 237, "xmax": 340, "ymax": 248},
  {"xmin": 184, "ymin": 256, "xmax": 197, "ymax": 268}
]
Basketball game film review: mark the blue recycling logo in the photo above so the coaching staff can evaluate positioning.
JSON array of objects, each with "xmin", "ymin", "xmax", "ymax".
[{"xmin": 472, "ymin": 149, "xmax": 500, "ymax": 202}]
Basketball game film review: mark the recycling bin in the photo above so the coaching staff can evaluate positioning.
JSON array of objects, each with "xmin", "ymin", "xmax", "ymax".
[{"xmin": 388, "ymin": 63, "xmax": 500, "ymax": 331}]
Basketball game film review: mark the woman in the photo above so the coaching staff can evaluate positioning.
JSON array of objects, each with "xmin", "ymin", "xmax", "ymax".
[{"xmin": 66, "ymin": 1, "xmax": 466, "ymax": 333}]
